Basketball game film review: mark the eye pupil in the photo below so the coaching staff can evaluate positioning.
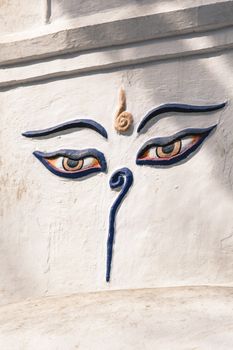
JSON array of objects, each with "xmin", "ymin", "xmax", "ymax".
[
  {"xmin": 67, "ymin": 159, "xmax": 79, "ymax": 168},
  {"xmin": 62, "ymin": 157, "xmax": 84, "ymax": 171},
  {"xmin": 161, "ymin": 144, "xmax": 175, "ymax": 154}
]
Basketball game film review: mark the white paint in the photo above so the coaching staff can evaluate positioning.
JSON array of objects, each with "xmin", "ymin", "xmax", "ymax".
[
  {"xmin": 1, "ymin": 1, "xmax": 233, "ymax": 348},
  {"xmin": 2, "ymin": 25, "xmax": 233, "ymax": 89},
  {"xmin": 0, "ymin": 0, "xmax": 45, "ymax": 34},
  {"xmin": 50, "ymin": 0, "xmax": 229, "ymax": 23},
  {"xmin": 1, "ymin": 0, "xmax": 233, "ymax": 66},
  {"xmin": 1, "ymin": 50, "xmax": 233, "ymax": 297},
  {"xmin": 0, "ymin": 287, "xmax": 233, "ymax": 350}
]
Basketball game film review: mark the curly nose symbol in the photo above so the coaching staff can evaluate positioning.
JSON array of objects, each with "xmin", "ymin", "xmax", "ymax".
[{"xmin": 106, "ymin": 167, "xmax": 134, "ymax": 282}]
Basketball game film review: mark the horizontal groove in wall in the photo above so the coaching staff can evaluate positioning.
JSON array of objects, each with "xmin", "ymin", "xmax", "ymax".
[
  {"xmin": 1, "ymin": 25, "xmax": 233, "ymax": 90},
  {"xmin": 0, "ymin": 0, "xmax": 233, "ymax": 67}
]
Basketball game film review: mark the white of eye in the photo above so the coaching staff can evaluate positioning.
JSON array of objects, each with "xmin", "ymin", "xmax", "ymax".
[
  {"xmin": 180, "ymin": 136, "xmax": 195, "ymax": 152},
  {"xmin": 55, "ymin": 156, "xmax": 63, "ymax": 169},
  {"xmin": 83, "ymin": 157, "xmax": 95, "ymax": 168},
  {"xmin": 147, "ymin": 147, "xmax": 157, "ymax": 158}
]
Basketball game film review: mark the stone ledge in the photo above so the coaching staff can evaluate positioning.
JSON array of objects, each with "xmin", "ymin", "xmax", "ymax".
[
  {"xmin": 1, "ymin": 0, "xmax": 233, "ymax": 66},
  {"xmin": 1, "ymin": 26, "xmax": 233, "ymax": 89}
]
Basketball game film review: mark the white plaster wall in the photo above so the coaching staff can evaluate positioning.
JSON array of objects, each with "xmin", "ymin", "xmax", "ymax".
[
  {"xmin": 1, "ymin": 1, "xmax": 233, "ymax": 348},
  {"xmin": 0, "ymin": 0, "xmax": 227, "ymax": 38},
  {"xmin": 51, "ymin": 0, "xmax": 229, "ymax": 23},
  {"xmin": 0, "ymin": 0, "xmax": 44, "ymax": 35},
  {"xmin": 1, "ymin": 48, "xmax": 233, "ymax": 304}
]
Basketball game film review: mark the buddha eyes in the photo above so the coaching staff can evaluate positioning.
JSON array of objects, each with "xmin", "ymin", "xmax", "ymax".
[
  {"xmin": 136, "ymin": 125, "xmax": 217, "ymax": 166},
  {"xmin": 33, "ymin": 149, "xmax": 107, "ymax": 179},
  {"xmin": 31, "ymin": 126, "xmax": 216, "ymax": 178}
]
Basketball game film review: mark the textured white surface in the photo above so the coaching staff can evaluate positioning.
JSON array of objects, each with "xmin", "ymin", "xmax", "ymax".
[
  {"xmin": 0, "ymin": 0, "xmax": 44, "ymax": 34},
  {"xmin": 1, "ymin": 1, "xmax": 233, "ymax": 348},
  {"xmin": 2, "ymin": 25, "xmax": 233, "ymax": 88},
  {"xmin": 0, "ymin": 0, "xmax": 228, "ymax": 37},
  {"xmin": 0, "ymin": 287, "xmax": 233, "ymax": 349},
  {"xmin": 1, "ymin": 50, "xmax": 233, "ymax": 304},
  {"xmin": 1, "ymin": 0, "xmax": 233, "ymax": 65},
  {"xmin": 50, "ymin": 0, "xmax": 229, "ymax": 23}
]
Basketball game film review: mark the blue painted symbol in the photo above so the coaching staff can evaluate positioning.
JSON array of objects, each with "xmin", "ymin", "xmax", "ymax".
[{"xmin": 106, "ymin": 167, "xmax": 134, "ymax": 282}]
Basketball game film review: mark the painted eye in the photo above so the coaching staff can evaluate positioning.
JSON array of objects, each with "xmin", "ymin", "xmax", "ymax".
[
  {"xmin": 144, "ymin": 136, "xmax": 197, "ymax": 160},
  {"xmin": 47, "ymin": 156, "xmax": 99, "ymax": 173},
  {"xmin": 136, "ymin": 125, "xmax": 216, "ymax": 166},
  {"xmin": 33, "ymin": 149, "xmax": 107, "ymax": 179}
]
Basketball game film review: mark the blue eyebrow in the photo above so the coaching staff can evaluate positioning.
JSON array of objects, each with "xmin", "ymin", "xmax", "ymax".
[
  {"xmin": 22, "ymin": 119, "xmax": 108, "ymax": 139},
  {"xmin": 137, "ymin": 102, "xmax": 226, "ymax": 133}
]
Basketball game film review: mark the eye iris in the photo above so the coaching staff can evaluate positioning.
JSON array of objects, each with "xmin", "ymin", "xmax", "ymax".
[
  {"xmin": 156, "ymin": 140, "xmax": 181, "ymax": 158},
  {"xmin": 62, "ymin": 157, "xmax": 84, "ymax": 171}
]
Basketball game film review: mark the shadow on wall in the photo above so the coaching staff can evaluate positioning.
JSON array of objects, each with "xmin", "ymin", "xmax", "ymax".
[{"xmin": 51, "ymin": 0, "xmax": 168, "ymax": 19}]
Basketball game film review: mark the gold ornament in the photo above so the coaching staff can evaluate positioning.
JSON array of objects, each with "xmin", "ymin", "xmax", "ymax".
[{"xmin": 114, "ymin": 88, "xmax": 133, "ymax": 133}]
